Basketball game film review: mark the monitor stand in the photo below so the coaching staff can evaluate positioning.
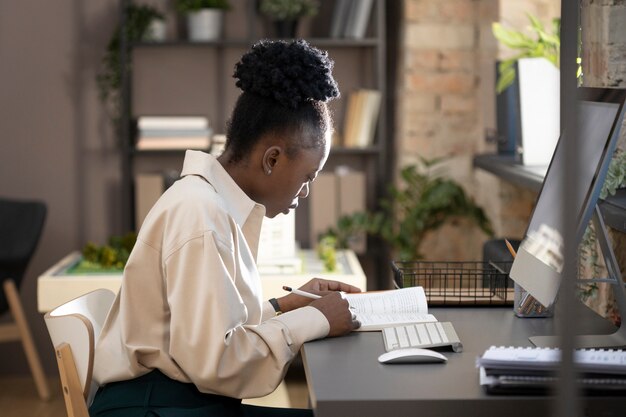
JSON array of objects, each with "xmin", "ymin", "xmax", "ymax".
[{"xmin": 530, "ymin": 205, "xmax": 626, "ymax": 348}]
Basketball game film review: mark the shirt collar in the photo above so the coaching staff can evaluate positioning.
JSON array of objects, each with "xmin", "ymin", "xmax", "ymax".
[{"xmin": 180, "ymin": 150, "xmax": 266, "ymax": 228}]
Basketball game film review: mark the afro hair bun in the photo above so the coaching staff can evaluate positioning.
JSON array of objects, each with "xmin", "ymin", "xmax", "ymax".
[{"xmin": 233, "ymin": 39, "xmax": 340, "ymax": 109}]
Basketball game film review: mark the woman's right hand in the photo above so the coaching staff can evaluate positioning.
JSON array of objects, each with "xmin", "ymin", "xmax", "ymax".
[{"xmin": 309, "ymin": 292, "xmax": 360, "ymax": 337}]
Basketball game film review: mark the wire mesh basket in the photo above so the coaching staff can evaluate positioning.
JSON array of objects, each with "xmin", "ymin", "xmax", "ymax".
[{"xmin": 392, "ymin": 260, "xmax": 514, "ymax": 305}]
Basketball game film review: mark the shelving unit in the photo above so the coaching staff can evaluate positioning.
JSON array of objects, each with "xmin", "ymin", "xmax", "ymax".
[{"xmin": 118, "ymin": 0, "xmax": 392, "ymax": 288}]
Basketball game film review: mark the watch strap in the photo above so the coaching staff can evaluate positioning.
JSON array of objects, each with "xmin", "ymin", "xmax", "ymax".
[{"xmin": 268, "ymin": 298, "xmax": 282, "ymax": 315}]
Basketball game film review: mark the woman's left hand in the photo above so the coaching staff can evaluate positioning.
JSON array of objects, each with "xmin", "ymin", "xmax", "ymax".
[{"xmin": 275, "ymin": 278, "xmax": 361, "ymax": 313}]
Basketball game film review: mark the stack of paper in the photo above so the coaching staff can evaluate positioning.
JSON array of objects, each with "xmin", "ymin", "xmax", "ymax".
[
  {"xmin": 136, "ymin": 116, "xmax": 211, "ymax": 150},
  {"xmin": 478, "ymin": 346, "xmax": 626, "ymax": 394}
]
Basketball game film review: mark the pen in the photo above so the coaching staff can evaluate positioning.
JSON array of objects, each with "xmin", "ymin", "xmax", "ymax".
[
  {"xmin": 505, "ymin": 239, "xmax": 517, "ymax": 259},
  {"xmin": 282, "ymin": 286, "xmax": 322, "ymax": 299}
]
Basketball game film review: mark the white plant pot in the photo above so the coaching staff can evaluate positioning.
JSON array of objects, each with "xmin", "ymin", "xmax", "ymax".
[
  {"xmin": 517, "ymin": 57, "xmax": 560, "ymax": 166},
  {"xmin": 145, "ymin": 19, "xmax": 167, "ymax": 42},
  {"xmin": 187, "ymin": 9, "xmax": 223, "ymax": 41}
]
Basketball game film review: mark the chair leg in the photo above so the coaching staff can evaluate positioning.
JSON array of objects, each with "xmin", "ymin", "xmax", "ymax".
[{"xmin": 3, "ymin": 279, "xmax": 51, "ymax": 401}]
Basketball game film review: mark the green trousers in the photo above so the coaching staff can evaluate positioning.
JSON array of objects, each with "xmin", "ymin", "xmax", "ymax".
[{"xmin": 89, "ymin": 370, "xmax": 313, "ymax": 417}]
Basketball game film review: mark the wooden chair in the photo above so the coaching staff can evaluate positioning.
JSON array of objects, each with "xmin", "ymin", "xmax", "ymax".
[
  {"xmin": 0, "ymin": 197, "xmax": 50, "ymax": 400},
  {"xmin": 44, "ymin": 289, "xmax": 116, "ymax": 417}
]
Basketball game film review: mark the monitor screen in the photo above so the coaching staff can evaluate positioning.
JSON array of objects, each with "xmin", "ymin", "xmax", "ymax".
[{"xmin": 510, "ymin": 88, "xmax": 626, "ymax": 307}]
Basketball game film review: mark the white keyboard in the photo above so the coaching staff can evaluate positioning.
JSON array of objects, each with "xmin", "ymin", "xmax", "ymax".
[{"xmin": 382, "ymin": 322, "xmax": 463, "ymax": 353}]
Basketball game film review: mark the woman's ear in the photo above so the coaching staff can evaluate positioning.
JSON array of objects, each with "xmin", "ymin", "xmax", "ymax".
[{"xmin": 262, "ymin": 146, "xmax": 282, "ymax": 176}]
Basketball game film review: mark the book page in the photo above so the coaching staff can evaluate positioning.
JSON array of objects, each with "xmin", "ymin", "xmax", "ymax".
[
  {"xmin": 344, "ymin": 287, "xmax": 428, "ymax": 315},
  {"xmin": 344, "ymin": 287, "xmax": 434, "ymax": 331}
]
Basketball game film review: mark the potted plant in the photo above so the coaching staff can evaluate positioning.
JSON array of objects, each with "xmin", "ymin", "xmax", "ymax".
[
  {"xmin": 96, "ymin": 4, "xmax": 165, "ymax": 127},
  {"xmin": 259, "ymin": 0, "xmax": 319, "ymax": 38},
  {"xmin": 175, "ymin": 0, "xmax": 230, "ymax": 42},
  {"xmin": 492, "ymin": 14, "xmax": 561, "ymax": 93},
  {"xmin": 319, "ymin": 158, "xmax": 494, "ymax": 262},
  {"xmin": 492, "ymin": 14, "xmax": 562, "ymax": 166}
]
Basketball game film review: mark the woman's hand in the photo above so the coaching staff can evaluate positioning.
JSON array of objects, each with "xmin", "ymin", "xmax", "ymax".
[
  {"xmin": 275, "ymin": 278, "xmax": 361, "ymax": 313},
  {"xmin": 309, "ymin": 292, "xmax": 360, "ymax": 337}
]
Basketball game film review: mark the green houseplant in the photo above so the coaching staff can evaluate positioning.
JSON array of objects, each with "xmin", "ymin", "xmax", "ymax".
[
  {"xmin": 74, "ymin": 232, "xmax": 137, "ymax": 272},
  {"xmin": 259, "ymin": 0, "xmax": 319, "ymax": 38},
  {"xmin": 492, "ymin": 14, "xmax": 561, "ymax": 93},
  {"xmin": 97, "ymin": 4, "xmax": 164, "ymax": 126},
  {"xmin": 320, "ymin": 158, "xmax": 494, "ymax": 264},
  {"xmin": 174, "ymin": 0, "xmax": 230, "ymax": 13}
]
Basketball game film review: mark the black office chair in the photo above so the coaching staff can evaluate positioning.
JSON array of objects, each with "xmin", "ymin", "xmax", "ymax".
[{"xmin": 0, "ymin": 197, "xmax": 50, "ymax": 400}]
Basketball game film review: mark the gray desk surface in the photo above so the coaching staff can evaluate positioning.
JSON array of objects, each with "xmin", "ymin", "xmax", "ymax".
[{"xmin": 301, "ymin": 307, "xmax": 626, "ymax": 417}]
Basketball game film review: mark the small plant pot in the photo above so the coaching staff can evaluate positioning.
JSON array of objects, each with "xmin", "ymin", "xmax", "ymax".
[
  {"xmin": 145, "ymin": 19, "xmax": 167, "ymax": 42},
  {"xmin": 187, "ymin": 9, "xmax": 224, "ymax": 41},
  {"xmin": 273, "ymin": 19, "xmax": 298, "ymax": 38}
]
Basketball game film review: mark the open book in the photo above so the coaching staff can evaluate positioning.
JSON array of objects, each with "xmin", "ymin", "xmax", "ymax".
[{"xmin": 344, "ymin": 287, "xmax": 436, "ymax": 331}]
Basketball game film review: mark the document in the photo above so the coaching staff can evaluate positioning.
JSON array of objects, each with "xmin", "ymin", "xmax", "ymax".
[{"xmin": 344, "ymin": 287, "xmax": 437, "ymax": 331}]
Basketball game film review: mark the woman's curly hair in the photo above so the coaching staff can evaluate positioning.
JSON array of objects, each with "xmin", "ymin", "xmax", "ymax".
[
  {"xmin": 225, "ymin": 39, "xmax": 340, "ymax": 163},
  {"xmin": 233, "ymin": 39, "xmax": 339, "ymax": 109}
]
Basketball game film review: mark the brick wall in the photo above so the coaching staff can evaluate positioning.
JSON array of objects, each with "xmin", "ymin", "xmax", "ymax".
[{"xmin": 398, "ymin": 0, "xmax": 558, "ymax": 261}]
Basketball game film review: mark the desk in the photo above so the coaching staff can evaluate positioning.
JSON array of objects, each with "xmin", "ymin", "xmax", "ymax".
[
  {"xmin": 301, "ymin": 307, "xmax": 625, "ymax": 417},
  {"xmin": 37, "ymin": 249, "xmax": 366, "ymax": 312}
]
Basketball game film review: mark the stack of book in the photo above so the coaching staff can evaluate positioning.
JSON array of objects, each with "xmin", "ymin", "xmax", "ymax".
[
  {"xmin": 330, "ymin": 0, "xmax": 374, "ymax": 39},
  {"xmin": 342, "ymin": 89, "xmax": 381, "ymax": 148},
  {"xmin": 135, "ymin": 116, "xmax": 211, "ymax": 151},
  {"xmin": 477, "ymin": 345, "xmax": 626, "ymax": 394}
]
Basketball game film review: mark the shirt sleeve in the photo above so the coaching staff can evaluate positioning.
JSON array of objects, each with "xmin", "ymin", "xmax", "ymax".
[{"xmin": 165, "ymin": 231, "xmax": 329, "ymax": 398}]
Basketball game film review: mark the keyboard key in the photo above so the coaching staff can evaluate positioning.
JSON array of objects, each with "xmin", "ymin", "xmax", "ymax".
[
  {"xmin": 397, "ymin": 326, "xmax": 409, "ymax": 348},
  {"xmin": 406, "ymin": 324, "xmax": 419, "ymax": 346},
  {"xmin": 416, "ymin": 323, "xmax": 430, "ymax": 344},
  {"xmin": 426, "ymin": 323, "xmax": 442, "ymax": 344},
  {"xmin": 436, "ymin": 322, "xmax": 449, "ymax": 343}
]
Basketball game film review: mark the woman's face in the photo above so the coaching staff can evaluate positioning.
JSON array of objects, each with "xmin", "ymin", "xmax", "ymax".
[{"xmin": 261, "ymin": 131, "xmax": 330, "ymax": 218}]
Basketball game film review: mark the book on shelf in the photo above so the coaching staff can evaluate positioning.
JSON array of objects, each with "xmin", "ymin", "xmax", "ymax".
[
  {"xmin": 137, "ymin": 116, "xmax": 209, "ymax": 131},
  {"xmin": 345, "ymin": 287, "xmax": 437, "ymax": 331},
  {"xmin": 138, "ymin": 128, "xmax": 212, "ymax": 137},
  {"xmin": 342, "ymin": 89, "xmax": 381, "ymax": 148},
  {"xmin": 135, "ymin": 115, "xmax": 212, "ymax": 150},
  {"xmin": 344, "ymin": 0, "xmax": 374, "ymax": 39},
  {"xmin": 329, "ymin": 0, "xmax": 352, "ymax": 38},
  {"xmin": 135, "ymin": 136, "xmax": 211, "ymax": 151}
]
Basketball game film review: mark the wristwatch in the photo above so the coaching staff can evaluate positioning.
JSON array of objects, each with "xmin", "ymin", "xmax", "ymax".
[{"xmin": 268, "ymin": 298, "xmax": 282, "ymax": 316}]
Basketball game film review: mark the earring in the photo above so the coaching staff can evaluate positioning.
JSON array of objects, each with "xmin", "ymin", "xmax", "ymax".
[{"xmin": 266, "ymin": 169, "xmax": 272, "ymax": 175}]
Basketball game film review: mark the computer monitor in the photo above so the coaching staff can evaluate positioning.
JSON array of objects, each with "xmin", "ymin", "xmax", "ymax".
[{"xmin": 509, "ymin": 87, "xmax": 626, "ymax": 348}]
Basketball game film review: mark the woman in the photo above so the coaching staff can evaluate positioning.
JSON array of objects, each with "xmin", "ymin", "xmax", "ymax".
[{"xmin": 90, "ymin": 39, "xmax": 361, "ymax": 417}]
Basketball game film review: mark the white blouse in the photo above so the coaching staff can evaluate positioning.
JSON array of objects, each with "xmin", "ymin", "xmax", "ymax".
[{"xmin": 94, "ymin": 150, "xmax": 329, "ymax": 398}]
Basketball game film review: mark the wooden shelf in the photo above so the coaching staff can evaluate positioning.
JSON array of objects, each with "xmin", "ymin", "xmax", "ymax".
[{"xmin": 132, "ymin": 38, "xmax": 381, "ymax": 49}]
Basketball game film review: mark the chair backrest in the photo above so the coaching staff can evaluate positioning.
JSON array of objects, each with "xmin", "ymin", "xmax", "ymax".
[
  {"xmin": 0, "ymin": 197, "xmax": 47, "ymax": 313},
  {"xmin": 44, "ymin": 288, "xmax": 116, "ymax": 412}
]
